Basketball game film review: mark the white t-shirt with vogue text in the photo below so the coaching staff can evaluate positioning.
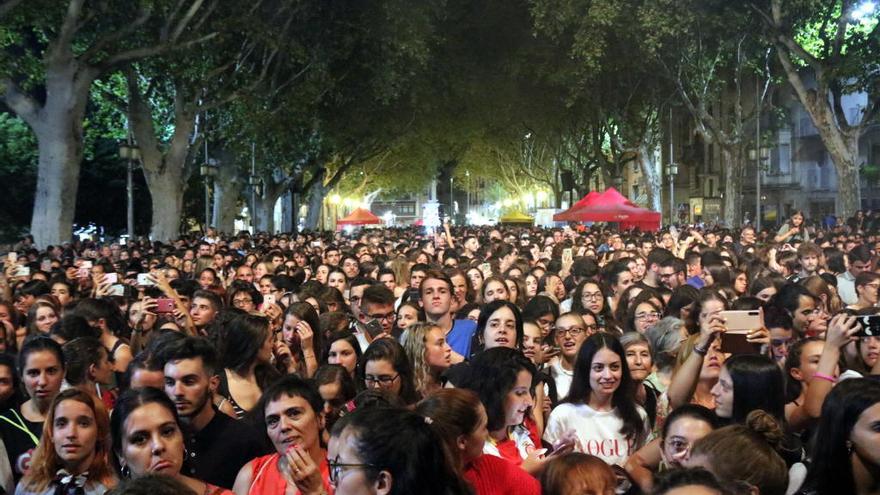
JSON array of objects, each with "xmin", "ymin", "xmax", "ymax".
[{"xmin": 543, "ymin": 402, "xmax": 649, "ymax": 466}]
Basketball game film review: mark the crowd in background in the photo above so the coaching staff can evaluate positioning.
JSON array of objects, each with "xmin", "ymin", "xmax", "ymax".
[{"xmin": 0, "ymin": 212, "xmax": 878, "ymax": 494}]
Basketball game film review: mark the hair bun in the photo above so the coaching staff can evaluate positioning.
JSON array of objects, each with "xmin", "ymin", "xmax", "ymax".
[{"xmin": 745, "ymin": 410, "xmax": 784, "ymax": 449}]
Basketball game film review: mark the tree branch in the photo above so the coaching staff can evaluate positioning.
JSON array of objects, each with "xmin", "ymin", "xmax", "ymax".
[
  {"xmin": 1, "ymin": 79, "xmax": 42, "ymax": 129},
  {"xmin": 81, "ymin": 8, "xmax": 152, "ymax": 64}
]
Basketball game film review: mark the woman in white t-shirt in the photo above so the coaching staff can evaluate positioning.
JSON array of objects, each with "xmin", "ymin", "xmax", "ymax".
[{"xmin": 544, "ymin": 333, "xmax": 649, "ymax": 466}]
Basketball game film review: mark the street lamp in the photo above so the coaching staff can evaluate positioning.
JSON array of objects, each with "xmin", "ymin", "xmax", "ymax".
[
  {"xmin": 118, "ymin": 138, "xmax": 140, "ymax": 240},
  {"xmin": 200, "ymin": 159, "xmax": 218, "ymax": 229},
  {"xmin": 749, "ymin": 146, "xmax": 770, "ymax": 230},
  {"xmin": 665, "ymin": 163, "xmax": 678, "ymax": 225}
]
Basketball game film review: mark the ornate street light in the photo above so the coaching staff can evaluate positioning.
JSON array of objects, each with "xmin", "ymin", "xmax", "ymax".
[{"xmin": 118, "ymin": 139, "xmax": 140, "ymax": 240}]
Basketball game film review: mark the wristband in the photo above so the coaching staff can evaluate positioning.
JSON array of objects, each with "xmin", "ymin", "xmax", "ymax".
[
  {"xmin": 813, "ymin": 372, "xmax": 837, "ymax": 384},
  {"xmin": 693, "ymin": 344, "xmax": 709, "ymax": 356}
]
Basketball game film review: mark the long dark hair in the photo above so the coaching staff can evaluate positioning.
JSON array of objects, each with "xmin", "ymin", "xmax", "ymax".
[
  {"xmin": 567, "ymin": 333, "xmax": 646, "ymax": 446},
  {"xmin": 725, "ymin": 354, "xmax": 785, "ymax": 425},
  {"xmin": 356, "ymin": 339, "xmax": 420, "ymax": 405},
  {"xmin": 804, "ymin": 378, "xmax": 880, "ymax": 495},
  {"xmin": 469, "ymin": 300, "xmax": 524, "ymax": 357},
  {"xmin": 110, "ymin": 387, "xmax": 182, "ymax": 476},
  {"xmin": 461, "ymin": 347, "xmax": 535, "ymax": 432},
  {"xmin": 331, "ymin": 406, "xmax": 472, "ymax": 495}
]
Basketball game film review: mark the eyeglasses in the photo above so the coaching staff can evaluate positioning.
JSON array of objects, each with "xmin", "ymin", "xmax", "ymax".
[
  {"xmin": 635, "ymin": 311, "xmax": 661, "ymax": 321},
  {"xmin": 367, "ymin": 311, "xmax": 395, "ymax": 322},
  {"xmin": 581, "ymin": 292, "xmax": 603, "ymax": 301},
  {"xmin": 364, "ymin": 373, "xmax": 399, "ymax": 386},
  {"xmin": 327, "ymin": 456, "xmax": 378, "ymax": 484},
  {"xmin": 659, "ymin": 271, "xmax": 682, "ymax": 279},
  {"xmin": 584, "ymin": 324, "xmax": 599, "ymax": 332},
  {"xmin": 665, "ymin": 438, "xmax": 691, "ymax": 456},
  {"xmin": 556, "ymin": 326, "xmax": 586, "ymax": 337},
  {"xmin": 232, "ymin": 297, "xmax": 253, "ymax": 306}
]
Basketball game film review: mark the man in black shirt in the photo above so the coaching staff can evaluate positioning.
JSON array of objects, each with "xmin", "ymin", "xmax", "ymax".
[{"xmin": 157, "ymin": 336, "xmax": 269, "ymax": 489}]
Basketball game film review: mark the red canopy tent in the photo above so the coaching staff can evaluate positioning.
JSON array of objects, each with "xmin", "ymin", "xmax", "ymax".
[
  {"xmin": 553, "ymin": 191, "xmax": 600, "ymax": 222},
  {"xmin": 336, "ymin": 208, "xmax": 382, "ymax": 229},
  {"xmin": 554, "ymin": 187, "xmax": 661, "ymax": 231}
]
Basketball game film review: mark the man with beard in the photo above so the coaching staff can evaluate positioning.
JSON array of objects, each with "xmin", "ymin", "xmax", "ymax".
[{"xmin": 159, "ymin": 336, "xmax": 268, "ymax": 489}]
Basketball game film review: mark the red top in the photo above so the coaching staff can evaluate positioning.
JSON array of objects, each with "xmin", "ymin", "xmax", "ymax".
[
  {"xmin": 463, "ymin": 454, "xmax": 540, "ymax": 495},
  {"xmin": 247, "ymin": 453, "xmax": 333, "ymax": 495}
]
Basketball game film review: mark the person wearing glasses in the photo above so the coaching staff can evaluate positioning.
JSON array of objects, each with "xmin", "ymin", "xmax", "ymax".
[
  {"xmin": 625, "ymin": 300, "xmax": 663, "ymax": 335},
  {"xmin": 571, "ymin": 280, "xmax": 613, "ymax": 333},
  {"xmin": 327, "ymin": 406, "xmax": 472, "ymax": 495},
  {"xmin": 353, "ymin": 285, "xmax": 396, "ymax": 351},
  {"xmin": 625, "ymin": 404, "xmax": 718, "ymax": 493},
  {"xmin": 356, "ymin": 339, "xmax": 420, "ymax": 405},
  {"xmin": 657, "ymin": 258, "xmax": 687, "ymax": 291},
  {"xmin": 546, "ymin": 312, "xmax": 591, "ymax": 402},
  {"xmin": 233, "ymin": 375, "xmax": 331, "ymax": 495}
]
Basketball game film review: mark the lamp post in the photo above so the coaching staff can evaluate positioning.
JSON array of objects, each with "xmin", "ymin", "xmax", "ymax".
[
  {"xmin": 666, "ymin": 163, "xmax": 678, "ymax": 225},
  {"xmin": 118, "ymin": 138, "xmax": 140, "ymax": 240},
  {"xmin": 465, "ymin": 170, "xmax": 470, "ymax": 220},
  {"xmin": 200, "ymin": 159, "xmax": 218, "ymax": 229},
  {"xmin": 749, "ymin": 146, "xmax": 770, "ymax": 229}
]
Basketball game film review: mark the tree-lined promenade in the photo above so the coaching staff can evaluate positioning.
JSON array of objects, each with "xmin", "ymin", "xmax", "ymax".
[{"xmin": 1, "ymin": 0, "xmax": 878, "ymax": 247}]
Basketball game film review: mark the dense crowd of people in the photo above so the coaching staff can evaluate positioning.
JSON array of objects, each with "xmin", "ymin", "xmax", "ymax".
[{"xmin": 0, "ymin": 213, "xmax": 879, "ymax": 494}]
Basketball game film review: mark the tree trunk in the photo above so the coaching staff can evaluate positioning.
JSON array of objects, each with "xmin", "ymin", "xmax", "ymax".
[
  {"xmin": 305, "ymin": 182, "xmax": 328, "ymax": 230},
  {"xmin": 721, "ymin": 145, "xmax": 745, "ymax": 228},
  {"xmin": 828, "ymin": 134, "xmax": 861, "ymax": 217},
  {"xmin": 280, "ymin": 191, "xmax": 293, "ymax": 232},
  {"xmin": 253, "ymin": 172, "xmax": 287, "ymax": 233},
  {"xmin": 143, "ymin": 169, "xmax": 184, "ymax": 241},
  {"xmin": 637, "ymin": 143, "xmax": 663, "ymax": 213},
  {"xmin": 127, "ymin": 75, "xmax": 197, "ymax": 243},
  {"xmin": 23, "ymin": 64, "xmax": 94, "ymax": 247},
  {"xmin": 211, "ymin": 149, "xmax": 242, "ymax": 235}
]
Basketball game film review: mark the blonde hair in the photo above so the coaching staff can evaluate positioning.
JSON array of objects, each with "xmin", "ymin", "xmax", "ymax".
[
  {"xmin": 20, "ymin": 389, "xmax": 116, "ymax": 491},
  {"xmin": 403, "ymin": 322, "xmax": 441, "ymax": 398}
]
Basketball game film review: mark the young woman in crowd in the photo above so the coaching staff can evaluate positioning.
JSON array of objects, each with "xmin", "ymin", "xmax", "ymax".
[
  {"xmin": 328, "ymin": 406, "xmax": 472, "ymax": 495},
  {"xmin": 544, "ymin": 333, "xmax": 649, "ymax": 467},
  {"xmin": 800, "ymin": 378, "xmax": 880, "ymax": 495},
  {"xmin": 25, "ymin": 301, "xmax": 59, "ymax": 337},
  {"xmin": 394, "ymin": 301, "xmax": 423, "ymax": 336},
  {"xmin": 468, "ymin": 300, "xmax": 524, "ymax": 358},
  {"xmin": 73, "ymin": 298, "xmax": 132, "ymax": 374},
  {"xmin": 356, "ymin": 338, "xmax": 420, "ymax": 405},
  {"xmin": 403, "ymin": 322, "xmax": 452, "ymax": 399},
  {"xmin": 625, "ymin": 403, "xmax": 719, "ymax": 492},
  {"xmin": 215, "ymin": 314, "xmax": 279, "ymax": 419},
  {"xmin": 460, "ymin": 347, "xmax": 562, "ymax": 475},
  {"xmin": 481, "ymin": 276, "xmax": 510, "ymax": 305},
  {"xmin": 547, "ymin": 312, "xmax": 589, "ymax": 401},
  {"xmin": 110, "ymin": 387, "xmax": 231, "ymax": 495},
  {"xmin": 686, "ymin": 410, "xmax": 788, "ymax": 495},
  {"xmin": 570, "ymin": 280, "xmax": 613, "ymax": 332},
  {"xmin": 61, "ymin": 337, "xmax": 114, "ymax": 406},
  {"xmin": 276, "ymin": 303, "xmax": 321, "ymax": 378},
  {"xmin": 322, "ymin": 331, "xmax": 361, "ymax": 379},
  {"xmin": 0, "ymin": 336, "xmax": 65, "ymax": 486},
  {"xmin": 16, "ymin": 389, "xmax": 116, "ymax": 494},
  {"xmin": 233, "ymin": 375, "xmax": 331, "ymax": 495},
  {"xmin": 415, "ymin": 388, "xmax": 541, "ymax": 495},
  {"xmin": 313, "ymin": 364, "xmax": 356, "ymax": 436}
]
